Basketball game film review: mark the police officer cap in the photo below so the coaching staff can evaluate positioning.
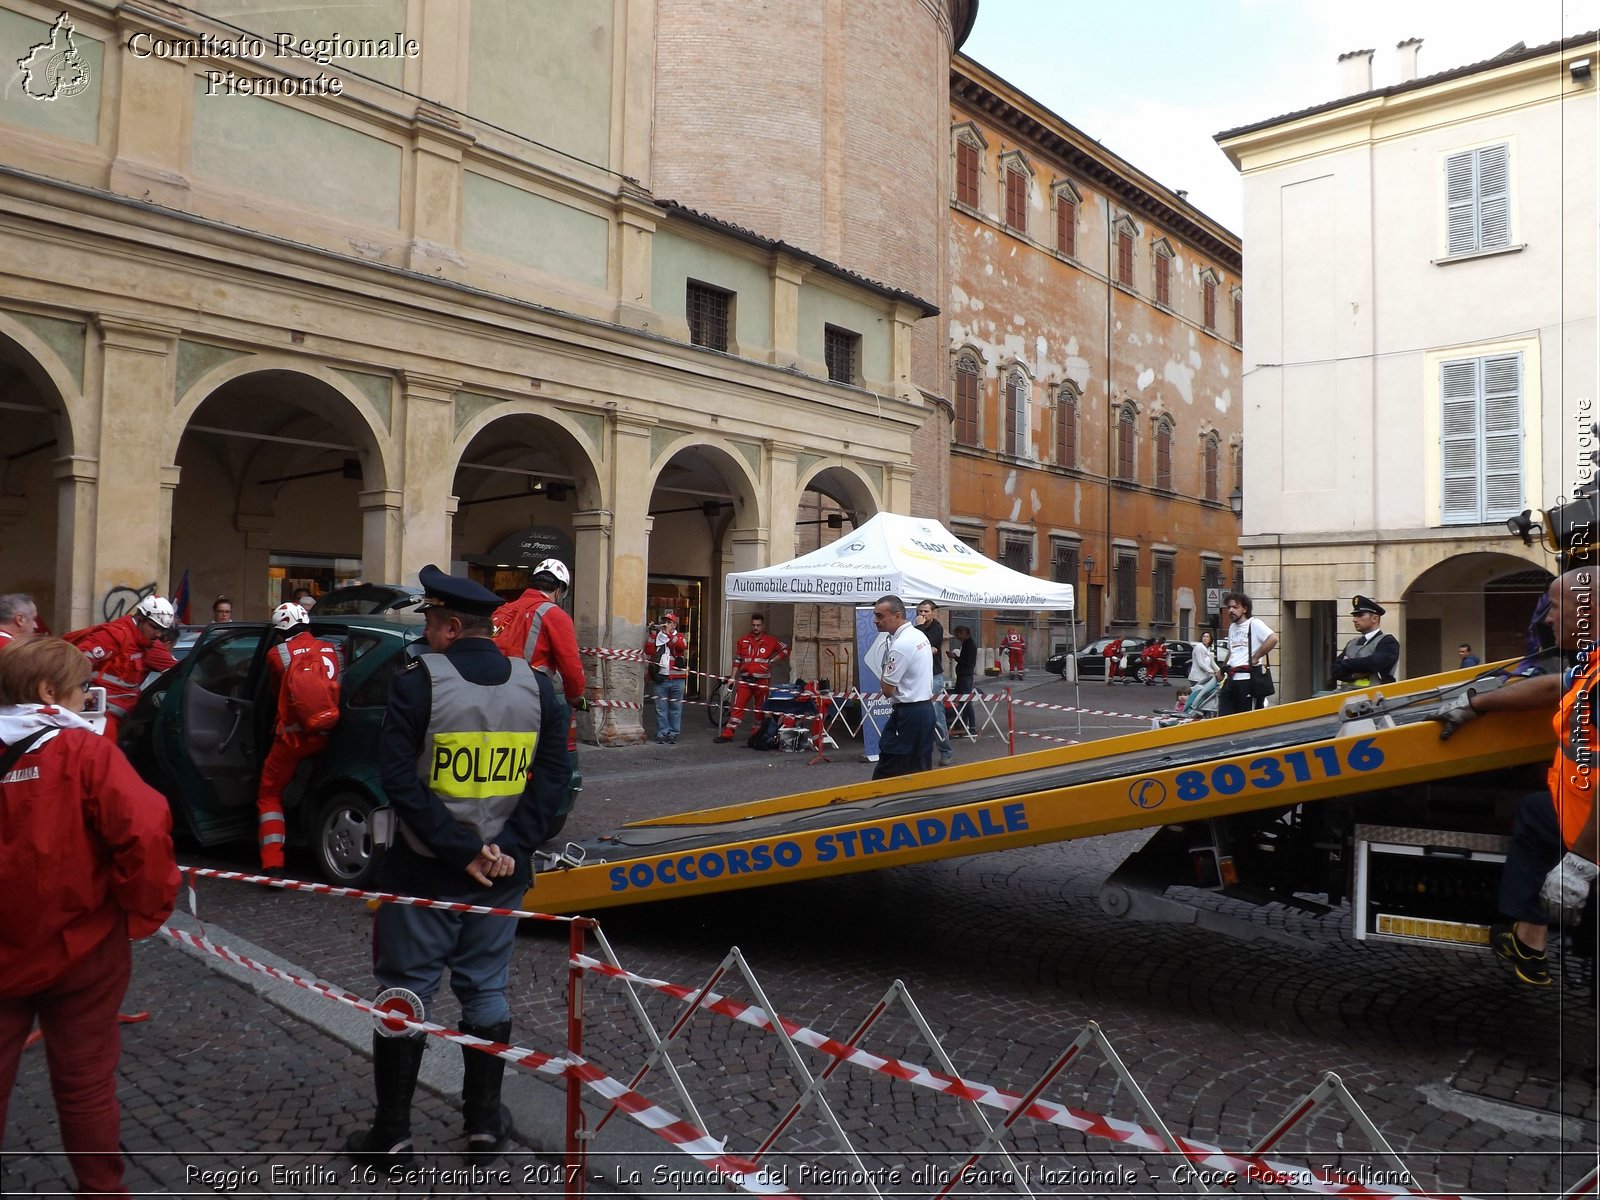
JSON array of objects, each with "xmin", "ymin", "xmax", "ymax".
[
  {"xmin": 1350, "ymin": 595, "xmax": 1385, "ymax": 617},
  {"xmin": 417, "ymin": 564, "xmax": 503, "ymax": 616}
]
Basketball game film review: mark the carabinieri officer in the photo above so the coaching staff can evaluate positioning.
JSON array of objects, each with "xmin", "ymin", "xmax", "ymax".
[{"xmin": 347, "ymin": 565, "xmax": 571, "ymax": 1163}]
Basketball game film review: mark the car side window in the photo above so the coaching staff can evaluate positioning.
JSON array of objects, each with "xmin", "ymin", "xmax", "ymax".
[
  {"xmin": 346, "ymin": 641, "xmax": 406, "ymax": 709},
  {"xmin": 187, "ymin": 631, "xmax": 267, "ymax": 699}
]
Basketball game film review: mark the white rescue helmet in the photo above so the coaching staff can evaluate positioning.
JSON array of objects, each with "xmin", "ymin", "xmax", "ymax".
[
  {"xmin": 134, "ymin": 595, "xmax": 177, "ymax": 631},
  {"xmin": 531, "ymin": 558, "xmax": 571, "ymax": 591},
  {"xmin": 272, "ymin": 602, "xmax": 310, "ymax": 632}
]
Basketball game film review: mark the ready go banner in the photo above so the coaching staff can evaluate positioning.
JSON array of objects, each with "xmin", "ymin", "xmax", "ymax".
[{"xmin": 855, "ymin": 607, "xmax": 893, "ymax": 761}]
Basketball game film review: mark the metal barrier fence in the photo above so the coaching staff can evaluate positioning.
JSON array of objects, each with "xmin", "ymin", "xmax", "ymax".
[{"xmin": 168, "ymin": 868, "xmax": 1592, "ymax": 1199}]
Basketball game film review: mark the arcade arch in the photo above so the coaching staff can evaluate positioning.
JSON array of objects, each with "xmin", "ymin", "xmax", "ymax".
[
  {"xmin": 0, "ymin": 321, "xmax": 82, "ymax": 630},
  {"xmin": 645, "ymin": 441, "xmax": 762, "ymax": 696},
  {"xmin": 1402, "ymin": 551, "xmax": 1552, "ymax": 674},
  {"xmin": 169, "ymin": 368, "xmax": 392, "ymax": 619},
  {"xmin": 789, "ymin": 463, "xmax": 884, "ymax": 683},
  {"xmin": 450, "ymin": 408, "xmax": 601, "ymax": 600}
]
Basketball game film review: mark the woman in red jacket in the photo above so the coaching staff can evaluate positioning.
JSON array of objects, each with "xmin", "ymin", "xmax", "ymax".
[{"xmin": 0, "ymin": 638, "xmax": 179, "ymax": 1198}]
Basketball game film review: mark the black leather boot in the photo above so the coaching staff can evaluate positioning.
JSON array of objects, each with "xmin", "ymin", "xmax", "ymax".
[
  {"xmin": 459, "ymin": 1020, "xmax": 515, "ymax": 1154},
  {"xmin": 346, "ymin": 1033, "xmax": 426, "ymax": 1162}
]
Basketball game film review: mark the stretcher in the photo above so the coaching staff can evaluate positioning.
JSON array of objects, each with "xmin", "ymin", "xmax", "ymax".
[{"xmin": 530, "ymin": 664, "xmax": 1553, "ymax": 923}]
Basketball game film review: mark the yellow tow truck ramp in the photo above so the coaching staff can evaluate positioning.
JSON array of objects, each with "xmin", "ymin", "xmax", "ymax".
[{"xmin": 530, "ymin": 666, "xmax": 1552, "ymax": 918}]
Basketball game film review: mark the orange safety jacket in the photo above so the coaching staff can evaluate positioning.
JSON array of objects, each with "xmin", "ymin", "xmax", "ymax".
[{"xmin": 1551, "ymin": 649, "xmax": 1600, "ymax": 849}]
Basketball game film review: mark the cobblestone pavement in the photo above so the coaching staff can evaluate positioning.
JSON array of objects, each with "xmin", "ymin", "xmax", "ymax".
[
  {"xmin": 6, "ymin": 675, "xmax": 1596, "ymax": 1197},
  {"xmin": 1, "ymin": 932, "xmax": 592, "ymax": 1197}
]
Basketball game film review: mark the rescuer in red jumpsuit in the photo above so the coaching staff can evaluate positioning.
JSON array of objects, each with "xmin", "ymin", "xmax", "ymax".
[
  {"xmin": 257, "ymin": 603, "xmax": 343, "ymax": 870},
  {"xmin": 65, "ymin": 595, "xmax": 179, "ymax": 740},
  {"xmin": 714, "ymin": 612, "xmax": 790, "ymax": 743}
]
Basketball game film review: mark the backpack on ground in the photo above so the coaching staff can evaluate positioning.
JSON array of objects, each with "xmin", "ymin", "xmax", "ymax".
[
  {"xmin": 746, "ymin": 714, "xmax": 781, "ymax": 751},
  {"xmin": 279, "ymin": 641, "xmax": 341, "ymax": 734}
]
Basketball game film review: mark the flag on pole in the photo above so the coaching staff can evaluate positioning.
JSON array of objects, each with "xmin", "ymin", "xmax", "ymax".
[{"xmin": 172, "ymin": 569, "xmax": 191, "ymax": 625}]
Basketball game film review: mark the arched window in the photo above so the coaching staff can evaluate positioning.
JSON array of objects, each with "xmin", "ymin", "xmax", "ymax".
[
  {"xmin": 1005, "ymin": 369, "xmax": 1030, "ymax": 457},
  {"xmin": 954, "ymin": 354, "xmax": 981, "ymax": 446},
  {"xmin": 1204, "ymin": 433, "xmax": 1221, "ymax": 502},
  {"xmin": 1154, "ymin": 417, "xmax": 1174, "ymax": 490},
  {"xmin": 1116, "ymin": 402, "xmax": 1137, "ymax": 480},
  {"xmin": 1055, "ymin": 384, "xmax": 1078, "ymax": 468}
]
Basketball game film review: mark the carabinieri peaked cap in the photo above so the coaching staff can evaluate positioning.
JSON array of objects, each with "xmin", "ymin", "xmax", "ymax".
[{"xmin": 417, "ymin": 564, "xmax": 503, "ymax": 617}]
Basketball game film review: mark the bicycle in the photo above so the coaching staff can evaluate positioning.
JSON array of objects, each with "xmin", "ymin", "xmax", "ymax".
[{"xmin": 704, "ymin": 677, "xmax": 732, "ymax": 728}]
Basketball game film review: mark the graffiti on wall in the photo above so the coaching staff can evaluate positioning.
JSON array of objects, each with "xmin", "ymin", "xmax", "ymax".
[{"xmin": 101, "ymin": 582, "xmax": 156, "ymax": 621}]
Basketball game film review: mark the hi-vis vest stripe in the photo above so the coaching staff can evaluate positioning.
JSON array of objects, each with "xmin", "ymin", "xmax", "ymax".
[{"xmin": 429, "ymin": 732, "xmax": 537, "ymax": 800}]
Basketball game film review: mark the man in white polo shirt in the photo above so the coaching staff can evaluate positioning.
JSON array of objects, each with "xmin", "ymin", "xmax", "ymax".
[{"xmin": 871, "ymin": 595, "xmax": 936, "ymax": 779}]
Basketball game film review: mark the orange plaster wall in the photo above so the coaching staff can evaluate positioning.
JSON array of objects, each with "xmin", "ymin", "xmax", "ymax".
[{"xmin": 946, "ymin": 103, "xmax": 1243, "ymax": 650}]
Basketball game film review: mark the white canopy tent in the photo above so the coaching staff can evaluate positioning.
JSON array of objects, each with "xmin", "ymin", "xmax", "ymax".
[{"xmin": 725, "ymin": 512, "xmax": 1082, "ymax": 729}]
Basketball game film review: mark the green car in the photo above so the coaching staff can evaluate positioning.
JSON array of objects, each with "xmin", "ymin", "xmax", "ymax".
[{"xmin": 121, "ymin": 618, "xmax": 582, "ymax": 887}]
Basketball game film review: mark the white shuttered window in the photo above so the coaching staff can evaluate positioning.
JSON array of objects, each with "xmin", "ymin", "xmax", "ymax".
[
  {"xmin": 1445, "ymin": 144, "xmax": 1510, "ymax": 255},
  {"xmin": 1441, "ymin": 353, "xmax": 1522, "ymax": 524}
]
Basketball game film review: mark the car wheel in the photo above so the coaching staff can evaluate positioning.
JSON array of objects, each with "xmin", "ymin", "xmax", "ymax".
[
  {"xmin": 314, "ymin": 791, "xmax": 382, "ymax": 887},
  {"xmin": 1135, "ymin": 665, "xmax": 1151, "ymax": 685}
]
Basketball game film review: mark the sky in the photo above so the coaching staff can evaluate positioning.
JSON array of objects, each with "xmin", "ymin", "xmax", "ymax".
[{"xmin": 961, "ymin": 0, "xmax": 1594, "ymax": 233}]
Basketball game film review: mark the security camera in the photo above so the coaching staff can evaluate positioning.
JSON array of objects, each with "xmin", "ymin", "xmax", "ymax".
[{"xmin": 1572, "ymin": 58, "xmax": 1593, "ymax": 83}]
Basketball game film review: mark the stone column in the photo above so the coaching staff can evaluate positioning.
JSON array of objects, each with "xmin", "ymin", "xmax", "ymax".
[
  {"xmin": 396, "ymin": 374, "xmax": 459, "ymax": 575},
  {"xmin": 92, "ymin": 318, "xmax": 178, "ymax": 606},
  {"xmin": 597, "ymin": 415, "xmax": 656, "ymax": 745},
  {"xmin": 157, "ymin": 463, "xmax": 180, "ymax": 598},
  {"xmin": 576, "ymin": 507, "xmax": 643, "ymax": 745},
  {"xmin": 358, "ymin": 490, "xmax": 404, "ymax": 581},
  {"xmin": 765, "ymin": 440, "xmax": 803, "ymax": 563},
  {"xmin": 54, "ymin": 455, "xmax": 96, "ymax": 629}
]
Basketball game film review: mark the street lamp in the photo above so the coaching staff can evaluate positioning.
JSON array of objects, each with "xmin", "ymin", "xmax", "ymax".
[
  {"xmin": 1228, "ymin": 485, "xmax": 1244, "ymax": 517},
  {"xmin": 1505, "ymin": 508, "xmax": 1543, "ymax": 546}
]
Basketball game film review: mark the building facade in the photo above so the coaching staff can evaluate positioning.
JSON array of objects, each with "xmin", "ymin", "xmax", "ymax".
[
  {"xmin": 947, "ymin": 57, "xmax": 1244, "ymax": 664},
  {"xmin": 1217, "ymin": 33, "xmax": 1599, "ymax": 697},
  {"xmin": 0, "ymin": 0, "xmax": 969, "ymax": 740}
]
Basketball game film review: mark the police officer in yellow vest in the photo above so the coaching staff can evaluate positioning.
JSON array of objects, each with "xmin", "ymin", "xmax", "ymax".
[
  {"xmin": 1330, "ymin": 595, "xmax": 1400, "ymax": 689},
  {"xmin": 347, "ymin": 565, "xmax": 571, "ymax": 1163}
]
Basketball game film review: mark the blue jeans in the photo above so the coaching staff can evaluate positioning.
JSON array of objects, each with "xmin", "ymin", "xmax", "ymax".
[
  {"xmin": 650, "ymin": 676, "xmax": 685, "ymax": 739},
  {"xmin": 373, "ymin": 866, "xmax": 527, "ymax": 1026},
  {"xmin": 931, "ymin": 672, "xmax": 952, "ymax": 757}
]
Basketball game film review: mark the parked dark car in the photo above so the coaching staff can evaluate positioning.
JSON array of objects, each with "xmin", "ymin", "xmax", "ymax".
[
  {"xmin": 121, "ymin": 618, "xmax": 581, "ymax": 887},
  {"xmin": 313, "ymin": 583, "xmax": 423, "ymax": 617},
  {"xmin": 1047, "ymin": 636, "xmax": 1195, "ymax": 683}
]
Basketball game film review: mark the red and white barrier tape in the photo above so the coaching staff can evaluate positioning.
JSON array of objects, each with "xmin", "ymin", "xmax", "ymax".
[
  {"xmin": 573, "ymin": 954, "xmax": 1477, "ymax": 1200},
  {"xmin": 178, "ymin": 867, "xmax": 572, "ymax": 923},
  {"xmin": 159, "ymin": 926, "xmax": 793, "ymax": 1197}
]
